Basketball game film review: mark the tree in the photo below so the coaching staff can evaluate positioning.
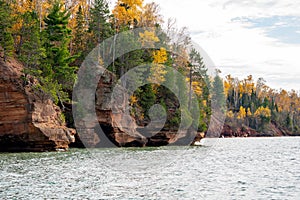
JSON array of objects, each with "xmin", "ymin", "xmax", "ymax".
[
  {"xmin": 72, "ymin": 5, "xmax": 88, "ymax": 64},
  {"xmin": 139, "ymin": 84, "xmax": 156, "ymax": 121},
  {"xmin": 18, "ymin": 11, "xmax": 46, "ymax": 73},
  {"xmin": 286, "ymin": 113, "xmax": 293, "ymax": 131},
  {"xmin": 0, "ymin": 0, "xmax": 14, "ymax": 61},
  {"xmin": 212, "ymin": 69, "xmax": 226, "ymax": 113},
  {"xmin": 237, "ymin": 106, "xmax": 246, "ymax": 120},
  {"xmin": 188, "ymin": 49, "xmax": 207, "ymax": 106},
  {"xmin": 139, "ymin": 30, "xmax": 159, "ymax": 48},
  {"xmin": 148, "ymin": 47, "xmax": 168, "ymax": 84},
  {"xmin": 112, "ymin": 0, "xmax": 144, "ymax": 29},
  {"xmin": 88, "ymin": 0, "xmax": 112, "ymax": 46},
  {"xmin": 140, "ymin": 2, "xmax": 162, "ymax": 27},
  {"xmin": 254, "ymin": 106, "xmax": 271, "ymax": 130},
  {"xmin": 42, "ymin": 1, "xmax": 77, "ymax": 104}
]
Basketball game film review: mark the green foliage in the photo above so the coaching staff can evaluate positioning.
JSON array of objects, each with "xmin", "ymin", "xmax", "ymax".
[
  {"xmin": 139, "ymin": 84, "xmax": 156, "ymax": 119},
  {"xmin": 42, "ymin": 1, "xmax": 77, "ymax": 103},
  {"xmin": 176, "ymin": 69, "xmax": 189, "ymax": 107},
  {"xmin": 19, "ymin": 11, "xmax": 46, "ymax": 73},
  {"xmin": 72, "ymin": 5, "xmax": 88, "ymax": 64},
  {"xmin": 212, "ymin": 70, "xmax": 226, "ymax": 113},
  {"xmin": 0, "ymin": 0, "xmax": 14, "ymax": 61},
  {"xmin": 169, "ymin": 110, "xmax": 180, "ymax": 130},
  {"xmin": 88, "ymin": 0, "xmax": 112, "ymax": 47},
  {"xmin": 286, "ymin": 113, "xmax": 293, "ymax": 131}
]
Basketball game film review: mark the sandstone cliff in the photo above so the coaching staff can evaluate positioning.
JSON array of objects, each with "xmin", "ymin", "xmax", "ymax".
[
  {"xmin": 73, "ymin": 65, "xmax": 199, "ymax": 147},
  {"xmin": 0, "ymin": 57, "xmax": 75, "ymax": 152},
  {"xmin": 74, "ymin": 68, "xmax": 148, "ymax": 148}
]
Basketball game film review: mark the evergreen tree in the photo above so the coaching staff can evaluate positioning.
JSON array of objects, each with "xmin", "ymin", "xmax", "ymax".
[
  {"xmin": 88, "ymin": 0, "xmax": 112, "ymax": 47},
  {"xmin": 72, "ymin": 5, "xmax": 88, "ymax": 65},
  {"xmin": 18, "ymin": 11, "xmax": 46, "ymax": 75},
  {"xmin": 189, "ymin": 49, "xmax": 211, "ymax": 131},
  {"xmin": 42, "ymin": 1, "xmax": 77, "ymax": 104},
  {"xmin": 0, "ymin": 0, "xmax": 14, "ymax": 61},
  {"xmin": 212, "ymin": 69, "xmax": 226, "ymax": 113},
  {"xmin": 113, "ymin": 31, "xmax": 144, "ymax": 81},
  {"xmin": 140, "ymin": 84, "xmax": 156, "ymax": 119},
  {"xmin": 286, "ymin": 113, "xmax": 293, "ymax": 131},
  {"xmin": 176, "ymin": 69, "xmax": 189, "ymax": 108}
]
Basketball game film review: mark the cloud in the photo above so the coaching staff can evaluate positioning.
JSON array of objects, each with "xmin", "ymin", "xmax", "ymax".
[
  {"xmin": 108, "ymin": 0, "xmax": 300, "ymax": 90},
  {"xmin": 146, "ymin": 0, "xmax": 300, "ymax": 90}
]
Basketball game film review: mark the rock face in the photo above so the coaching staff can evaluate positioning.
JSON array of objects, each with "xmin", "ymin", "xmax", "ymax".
[
  {"xmin": 75, "ymin": 68, "xmax": 199, "ymax": 148},
  {"xmin": 221, "ymin": 124, "xmax": 257, "ymax": 137},
  {"xmin": 220, "ymin": 123, "xmax": 292, "ymax": 138},
  {"xmin": 0, "ymin": 58, "xmax": 75, "ymax": 152},
  {"xmin": 75, "ymin": 69, "xmax": 148, "ymax": 147}
]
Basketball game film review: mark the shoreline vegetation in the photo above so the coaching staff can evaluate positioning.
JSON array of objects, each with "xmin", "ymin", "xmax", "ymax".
[{"xmin": 1, "ymin": 0, "xmax": 300, "ymax": 151}]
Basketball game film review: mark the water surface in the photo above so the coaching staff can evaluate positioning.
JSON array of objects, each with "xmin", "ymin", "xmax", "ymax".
[{"xmin": 0, "ymin": 137, "xmax": 299, "ymax": 199}]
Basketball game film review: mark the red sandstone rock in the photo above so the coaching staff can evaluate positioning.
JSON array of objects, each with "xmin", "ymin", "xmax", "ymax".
[
  {"xmin": 0, "ymin": 58, "xmax": 75, "ymax": 152},
  {"xmin": 75, "ymin": 69, "xmax": 148, "ymax": 147}
]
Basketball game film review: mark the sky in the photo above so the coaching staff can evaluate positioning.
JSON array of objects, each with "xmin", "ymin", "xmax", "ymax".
[{"xmin": 109, "ymin": 0, "xmax": 300, "ymax": 91}]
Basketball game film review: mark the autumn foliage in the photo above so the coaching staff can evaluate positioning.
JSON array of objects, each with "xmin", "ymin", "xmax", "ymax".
[
  {"xmin": 1, "ymin": 0, "xmax": 299, "ymax": 135},
  {"xmin": 224, "ymin": 75, "xmax": 300, "ymax": 134}
]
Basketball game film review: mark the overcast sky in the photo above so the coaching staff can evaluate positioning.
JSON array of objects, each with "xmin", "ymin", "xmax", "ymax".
[{"xmin": 109, "ymin": 0, "xmax": 300, "ymax": 91}]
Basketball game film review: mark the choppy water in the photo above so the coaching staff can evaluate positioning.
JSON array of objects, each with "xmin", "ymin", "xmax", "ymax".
[{"xmin": 0, "ymin": 137, "xmax": 300, "ymax": 199}]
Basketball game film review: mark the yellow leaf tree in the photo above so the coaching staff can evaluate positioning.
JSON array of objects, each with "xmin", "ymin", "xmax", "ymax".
[
  {"xmin": 139, "ymin": 30, "xmax": 159, "ymax": 48},
  {"xmin": 140, "ymin": 2, "xmax": 163, "ymax": 27},
  {"xmin": 112, "ymin": 0, "xmax": 144, "ymax": 29},
  {"xmin": 237, "ymin": 106, "xmax": 246, "ymax": 120},
  {"xmin": 254, "ymin": 106, "xmax": 271, "ymax": 122},
  {"xmin": 148, "ymin": 47, "xmax": 168, "ymax": 84}
]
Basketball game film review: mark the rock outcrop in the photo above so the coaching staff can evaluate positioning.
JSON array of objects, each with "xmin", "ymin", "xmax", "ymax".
[
  {"xmin": 221, "ymin": 124, "xmax": 257, "ymax": 137},
  {"xmin": 74, "ymin": 66, "xmax": 199, "ymax": 147},
  {"xmin": 0, "ymin": 57, "xmax": 75, "ymax": 152},
  {"xmin": 74, "ymin": 69, "xmax": 148, "ymax": 147},
  {"xmin": 220, "ymin": 123, "xmax": 295, "ymax": 138}
]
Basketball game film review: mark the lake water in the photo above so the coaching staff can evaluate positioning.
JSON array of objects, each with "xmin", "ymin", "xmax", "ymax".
[{"xmin": 0, "ymin": 137, "xmax": 299, "ymax": 199}]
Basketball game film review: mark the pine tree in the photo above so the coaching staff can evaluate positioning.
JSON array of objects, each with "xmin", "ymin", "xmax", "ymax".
[
  {"xmin": 42, "ymin": 1, "xmax": 77, "ymax": 104},
  {"xmin": 176, "ymin": 69, "xmax": 189, "ymax": 108},
  {"xmin": 18, "ymin": 11, "xmax": 46, "ymax": 75},
  {"xmin": 72, "ymin": 5, "xmax": 88, "ymax": 65},
  {"xmin": 0, "ymin": 0, "xmax": 14, "ymax": 61},
  {"xmin": 212, "ymin": 69, "xmax": 226, "ymax": 113},
  {"xmin": 88, "ymin": 0, "xmax": 112, "ymax": 47},
  {"xmin": 188, "ymin": 49, "xmax": 211, "ymax": 131},
  {"xmin": 188, "ymin": 49, "xmax": 208, "ymax": 107},
  {"xmin": 140, "ymin": 84, "xmax": 156, "ymax": 119},
  {"xmin": 113, "ymin": 31, "xmax": 144, "ymax": 81}
]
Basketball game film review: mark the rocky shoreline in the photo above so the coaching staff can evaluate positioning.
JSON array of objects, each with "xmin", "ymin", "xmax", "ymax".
[
  {"xmin": 0, "ymin": 57, "xmax": 75, "ymax": 152},
  {"xmin": 0, "ymin": 58, "xmax": 202, "ymax": 151},
  {"xmin": 220, "ymin": 123, "xmax": 300, "ymax": 138},
  {"xmin": 0, "ymin": 58, "xmax": 298, "ymax": 152}
]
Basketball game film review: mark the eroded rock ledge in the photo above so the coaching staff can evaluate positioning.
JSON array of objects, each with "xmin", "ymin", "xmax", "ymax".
[
  {"xmin": 0, "ymin": 58, "xmax": 75, "ymax": 152},
  {"xmin": 74, "ymin": 66, "xmax": 199, "ymax": 148}
]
